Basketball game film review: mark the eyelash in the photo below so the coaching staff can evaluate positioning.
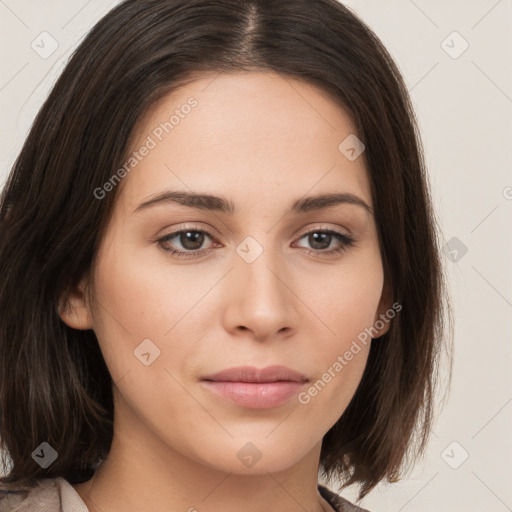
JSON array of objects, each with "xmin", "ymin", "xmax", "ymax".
[{"xmin": 156, "ymin": 224, "xmax": 356, "ymax": 260}]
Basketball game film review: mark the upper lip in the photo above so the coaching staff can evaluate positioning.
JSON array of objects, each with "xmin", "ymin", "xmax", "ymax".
[{"xmin": 201, "ymin": 365, "xmax": 308, "ymax": 383}]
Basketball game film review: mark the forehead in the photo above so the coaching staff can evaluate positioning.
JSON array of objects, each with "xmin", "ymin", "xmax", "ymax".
[{"xmin": 120, "ymin": 71, "xmax": 372, "ymax": 212}]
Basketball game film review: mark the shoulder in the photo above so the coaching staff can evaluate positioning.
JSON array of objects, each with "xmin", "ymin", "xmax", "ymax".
[
  {"xmin": 318, "ymin": 484, "xmax": 372, "ymax": 512},
  {"xmin": 0, "ymin": 477, "xmax": 88, "ymax": 512},
  {"xmin": 1, "ymin": 479, "xmax": 366, "ymax": 512}
]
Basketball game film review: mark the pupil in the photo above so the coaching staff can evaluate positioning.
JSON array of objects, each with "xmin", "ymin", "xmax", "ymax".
[
  {"xmin": 181, "ymin": 231, "xmax": 204, "ymax": 250},
  {"xmin": 310, "ymin": 232, "xmax": 330, "ymax": 250}
]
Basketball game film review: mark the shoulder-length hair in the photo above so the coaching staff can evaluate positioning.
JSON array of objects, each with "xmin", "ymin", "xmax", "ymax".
[{"xmin": 0, "ymin": 0, "xmax": 452, "ymax": 499}]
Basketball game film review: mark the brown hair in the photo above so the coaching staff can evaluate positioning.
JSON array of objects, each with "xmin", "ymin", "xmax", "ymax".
[{"xmin": 0, "ymin": 0, "xmax": 452, "ymax": 500}]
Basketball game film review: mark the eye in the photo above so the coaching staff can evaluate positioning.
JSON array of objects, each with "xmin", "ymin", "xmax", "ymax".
[
  {"xmin": 157, "ymin": 226, "xmax": 218, "ymax": 259},
  {"xmin": 292, "ymin": 229, "xmax": 356, "ymax": 257},
  {"xmin": 156, "ymin": 225, "xmax": 356, "ymax": 259}
]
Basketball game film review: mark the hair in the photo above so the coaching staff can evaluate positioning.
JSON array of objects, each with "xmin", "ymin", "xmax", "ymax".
[{"xmin": 0, "ymin": 0, "xmax": 452, "ymax": 500}]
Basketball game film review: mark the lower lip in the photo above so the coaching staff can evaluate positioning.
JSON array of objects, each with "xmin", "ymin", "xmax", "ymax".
[{"xmin": 201, "ymin": 380, "xmax": 307, "ymax": 409}]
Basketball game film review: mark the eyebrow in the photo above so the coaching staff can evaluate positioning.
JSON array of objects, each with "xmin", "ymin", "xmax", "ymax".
[{"xmin": 133, "ymin": 190, "xmax": 373, "ymax": 216}]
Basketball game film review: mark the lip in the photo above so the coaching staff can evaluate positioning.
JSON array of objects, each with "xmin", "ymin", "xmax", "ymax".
[
  {"xmin": 200, "ymin": 365, "xmax": 309, "ymax": 409},
  {"xmin": 201, "ymin": 365, "xmax": 308, "ymax": 383}
]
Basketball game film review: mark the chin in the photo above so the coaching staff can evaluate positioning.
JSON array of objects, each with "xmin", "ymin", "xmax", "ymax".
[{"xmin": 196, "ymin": 437, "xmax": 311, "ymax": 475}]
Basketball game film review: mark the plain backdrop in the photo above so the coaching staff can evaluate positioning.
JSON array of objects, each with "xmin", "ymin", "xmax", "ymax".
[{"xmin": 1, "ymin": 1, "xmax": 511, "ymax": 511}]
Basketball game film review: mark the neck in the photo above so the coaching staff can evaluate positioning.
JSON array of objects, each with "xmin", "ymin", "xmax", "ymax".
[{"xmin": 72, "ymin": 394, "xmax": 335, "ymax": 512}]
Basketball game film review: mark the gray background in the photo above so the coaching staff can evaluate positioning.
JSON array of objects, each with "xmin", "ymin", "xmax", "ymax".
[{"xmin": 1, "ymin": 1, "xmax": 511, "ymax": 510}]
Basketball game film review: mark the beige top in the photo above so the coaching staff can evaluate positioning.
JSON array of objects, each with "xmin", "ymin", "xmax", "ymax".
[{"xmin": 0, "ymin": 477, "xmax": 370, "ymax": 512}]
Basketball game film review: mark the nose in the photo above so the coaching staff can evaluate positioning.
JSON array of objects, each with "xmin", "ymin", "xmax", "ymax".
[{"xmin": 222, "ymin": 245, "xmax": 299, "ymax": 342}]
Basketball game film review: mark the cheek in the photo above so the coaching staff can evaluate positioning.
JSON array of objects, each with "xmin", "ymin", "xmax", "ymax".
[
  {"xmin": 88, "ymin": 235, "xmax": 216, "ymax": 385},
  {"xmin": 305, "ymin": 253, "xmax": 384, "ymax": 344},
  {"xmin": 296, "ymin": 300, "xmax": 373, "ymax": 434},
  {"xmin": 294, "ymin": 256, "xmax": 383, "ymax": 422}
]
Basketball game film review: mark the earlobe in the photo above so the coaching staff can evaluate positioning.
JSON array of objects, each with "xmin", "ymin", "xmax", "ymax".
[{"xmin": 57, "ymin": 276, "xmax": 93, "ymax": 330}]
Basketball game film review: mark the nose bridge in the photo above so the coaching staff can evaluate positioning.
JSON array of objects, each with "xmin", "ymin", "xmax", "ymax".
[
  {"xmin": 225, "ymin": 235, "xmax": 298, "ymax": 339},
  {"xmin": 237, "ymin": 237, "xmax": 287, "ymax": 306}
]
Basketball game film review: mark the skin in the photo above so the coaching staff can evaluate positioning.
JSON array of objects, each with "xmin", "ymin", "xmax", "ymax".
[{"xmin": 60, "ymin": 71, "xmax": 391, "ymax": 512}]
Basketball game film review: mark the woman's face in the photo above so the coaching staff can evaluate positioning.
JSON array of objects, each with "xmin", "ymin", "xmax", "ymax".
[{"xmin": 69, "ymin": 71, "xmax": 391, "ymax": 474}]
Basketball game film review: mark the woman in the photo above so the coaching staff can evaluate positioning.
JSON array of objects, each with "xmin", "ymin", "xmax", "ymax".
[{"xmin": 0, "ymin": 0, "xmax": 451, "ymax": 510}]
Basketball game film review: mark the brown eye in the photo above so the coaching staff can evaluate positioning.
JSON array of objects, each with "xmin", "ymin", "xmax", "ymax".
[
  {"xmin": 293, "ymin": 229, "xmax": 356, "ymax": 257},
  {"xmin": 156, "ymin": 226, "xmax": 356, "ymax": 260},
  {"xmin": 157, "ymin": 228, "xmax": 217, "ymax": 259}
]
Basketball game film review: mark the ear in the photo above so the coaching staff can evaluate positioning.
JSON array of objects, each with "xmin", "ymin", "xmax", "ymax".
[
  {"xmin": 372, "ymin": 277, "xmax": 394, "ymax": 338},
  {"xmin": 57, "ymin": 276, "xmax": 93, "ymax": 330}
]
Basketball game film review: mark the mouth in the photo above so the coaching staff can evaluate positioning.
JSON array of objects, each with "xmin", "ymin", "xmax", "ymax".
[
  {"xmin": 201, "ymin": 365, "xmax": 308, "ymax": 383},
  {"xmin": 200, "ymin": 365, "xmax": 309, "ymax": 409}
]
